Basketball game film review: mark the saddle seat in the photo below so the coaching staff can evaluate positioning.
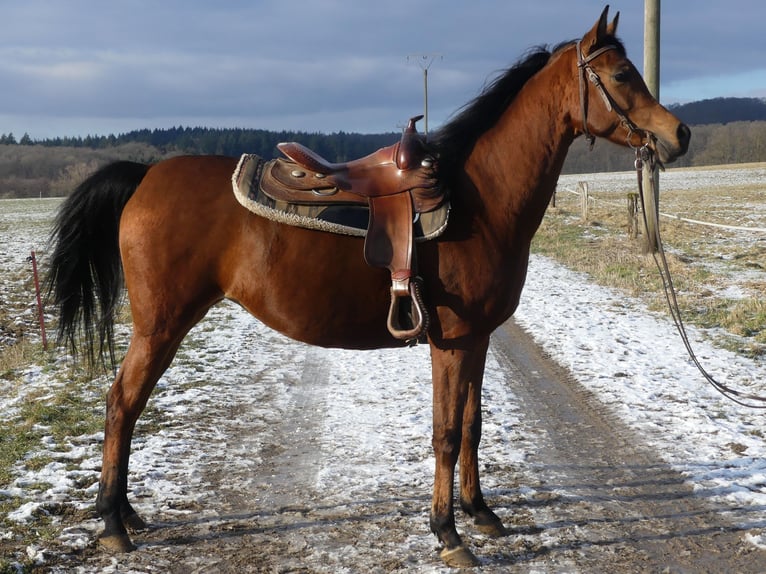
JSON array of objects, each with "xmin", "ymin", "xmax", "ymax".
[{"xmin": 260, "ymin": 115, "xmax": 444, "ymax": 342}]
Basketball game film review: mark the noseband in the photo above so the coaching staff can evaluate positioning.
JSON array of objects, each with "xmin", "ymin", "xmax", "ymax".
[{"xmin": 576, "ymin": 40, "xmax": 646, "ymax": 149}]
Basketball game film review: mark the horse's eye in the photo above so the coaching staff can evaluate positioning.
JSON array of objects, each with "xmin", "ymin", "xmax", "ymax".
[{"xmin": 613, "ymin": 69, "xmax": 631, "ymax": 83}]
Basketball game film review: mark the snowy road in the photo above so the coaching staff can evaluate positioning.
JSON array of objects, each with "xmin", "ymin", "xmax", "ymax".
[{"xmin": 39, "ymin": 305, "xmax": 766, "ymax": 573}]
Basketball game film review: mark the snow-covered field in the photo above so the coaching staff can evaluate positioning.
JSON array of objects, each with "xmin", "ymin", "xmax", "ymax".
[
  {"xmin": 2, "ymin": 164, "xmax": 766, "ymax": 569},
  {"xmin": 559, "ymin": 162, "xmax": 766, "ymax": 195}
]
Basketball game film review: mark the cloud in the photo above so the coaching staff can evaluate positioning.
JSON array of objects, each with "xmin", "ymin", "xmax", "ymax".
[
  {"xmin": 1, "ymin": 1, "xmax": 765, "ymax": 138},
  {"xmin": 663, "ymin": 69, "xmax": 766, "ymax": 104}
]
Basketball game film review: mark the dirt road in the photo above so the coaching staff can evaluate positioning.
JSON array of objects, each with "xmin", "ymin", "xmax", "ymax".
[{"xmin": 48, "ymin": 320, "xmax": 766, "ymax": 573}]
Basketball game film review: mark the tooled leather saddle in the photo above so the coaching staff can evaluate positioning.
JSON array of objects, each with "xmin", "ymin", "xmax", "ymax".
[{"xmin": 254, "ymin": 115, "xmax": 445, "ymax": 342}]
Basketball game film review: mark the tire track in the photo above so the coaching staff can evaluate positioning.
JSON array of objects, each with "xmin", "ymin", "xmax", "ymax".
[{"xmin": 489, "ymin": 320, "xmax": 766, "ymax": 572}]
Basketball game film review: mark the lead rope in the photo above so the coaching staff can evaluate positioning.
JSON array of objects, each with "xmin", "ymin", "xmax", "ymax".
[{"xmin": 635, "ymin": 146, "xmax": 766, "ymax": 408}]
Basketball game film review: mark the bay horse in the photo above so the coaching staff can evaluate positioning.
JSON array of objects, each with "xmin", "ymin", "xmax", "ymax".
[{"xmin": 47, "ymin": 7, "xmax": 689, "ymax": 567}]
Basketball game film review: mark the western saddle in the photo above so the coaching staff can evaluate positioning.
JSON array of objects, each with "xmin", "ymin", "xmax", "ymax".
[{"xmin": 260, "ymin": 115, "xmax": 445, "ymax": 342}]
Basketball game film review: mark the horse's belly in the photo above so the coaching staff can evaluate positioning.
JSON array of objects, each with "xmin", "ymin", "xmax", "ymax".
[{"xmin": 227, "ymin": 221, "xmax": 402, "ymax": 349}]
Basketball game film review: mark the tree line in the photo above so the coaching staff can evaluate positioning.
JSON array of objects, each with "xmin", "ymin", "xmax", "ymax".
[
  {"xmin": 0, "ymin": 127, "xmax": 402, "ymax": 198},
  {"xmin": 1, "ymin": 126, "xmax": 400, "ymax": 162},
  {"xmin": 562, "ymin": 121, "xmax": 766, "ymax": 173},
  {"xmin": 3, "ymin": 97, "xmax": 766, "ymax": 198}
]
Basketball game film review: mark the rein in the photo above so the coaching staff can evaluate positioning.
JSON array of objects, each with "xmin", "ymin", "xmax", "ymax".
[
  {"xmin": 576, "ymin": 41, "xmax": 766, "ymax": 407},
  {"xmin": 634, "ymin": 147, "xmax": 766, "ymax": 408}
]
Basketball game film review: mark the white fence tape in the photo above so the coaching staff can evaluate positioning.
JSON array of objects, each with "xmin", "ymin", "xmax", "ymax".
[{"xmin": 557, "ymin": 185, "xmax": 766, "ymax": 233}]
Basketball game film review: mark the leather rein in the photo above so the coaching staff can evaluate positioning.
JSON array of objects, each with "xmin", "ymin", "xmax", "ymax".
[
  {"xmin": 577, "ymin": 41, "xmax": 766, "ymax": 408},
  {"xmin": 635, "ymin": 150, "xmax": 766, "ymax": 408}
]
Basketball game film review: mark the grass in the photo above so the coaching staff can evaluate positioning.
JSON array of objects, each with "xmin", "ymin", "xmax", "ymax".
[
  {"xmin": 0, "ymin": 372, "xmax": 104, "ymax": 483},
  {"xmin": 0, "ymin": 341, "xmax": 38, "ymax": 379},
  {"xmin": 536, "ymin": 171, "xmax": 766, "ymax": 357},
  {"xmin": 0, "ymin": 423, "xmax": 41, "ymax": 487},
  {"xmin": 0, "ymin": 349, "xmax": 108, "ymax": 567}
]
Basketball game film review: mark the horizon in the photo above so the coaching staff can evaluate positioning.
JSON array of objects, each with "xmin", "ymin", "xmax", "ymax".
[{"xmin": 3, "ymin": 95, "xmax": 766, "ymax": 142}]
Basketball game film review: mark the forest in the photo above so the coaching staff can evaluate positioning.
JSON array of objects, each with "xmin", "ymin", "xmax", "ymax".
[{"xmin": 1, "ymin": 97, "xmax": 765, "ymax": 198}]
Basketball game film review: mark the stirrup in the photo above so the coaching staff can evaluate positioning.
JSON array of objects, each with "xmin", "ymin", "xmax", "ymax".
[{"xmin": 387, "ymin": 277, "xmax": 429, "ymax": 343}]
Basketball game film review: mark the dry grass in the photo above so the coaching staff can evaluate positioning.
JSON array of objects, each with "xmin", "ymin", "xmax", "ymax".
[
  {"xmin": 0, "ymin": 338, "xmax": 40, "ymax": 377},
  {"xmin": 535, "ymin": 166, "xmax": 766, "ymax": 357}
]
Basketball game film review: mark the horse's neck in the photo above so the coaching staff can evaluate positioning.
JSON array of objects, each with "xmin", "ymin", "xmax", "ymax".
[{"xmin": 466, "ymin": 58, "xmax": 576, "ymax": 243}]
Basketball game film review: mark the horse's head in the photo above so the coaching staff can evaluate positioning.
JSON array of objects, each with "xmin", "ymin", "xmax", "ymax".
[{"xmin": 572, "ymin": 6, "xmax": 690, "ymax": 163}]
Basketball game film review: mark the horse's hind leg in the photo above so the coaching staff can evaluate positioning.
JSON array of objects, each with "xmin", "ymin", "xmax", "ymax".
[
  {"xmin": 96, "ymin": 329, "xmax": 188, "ymax": 552},
  {"xmin": 458, "ymin": 351, "xmax": 509, "ymax": 538}
]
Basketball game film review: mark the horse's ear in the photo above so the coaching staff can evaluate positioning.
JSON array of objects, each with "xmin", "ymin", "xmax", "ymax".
[
  {"xmin": 581, "ymin": 5, "xmax": 611, "ymax": 52},
  {"xmin": 607, "ymin": 11, "xmax": 620, "ymax": 36}
]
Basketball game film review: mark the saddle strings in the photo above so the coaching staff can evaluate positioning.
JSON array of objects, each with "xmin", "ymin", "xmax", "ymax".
[{"xmin": 635, "ymin": 146, "xmax": 766, "ymax": 408}]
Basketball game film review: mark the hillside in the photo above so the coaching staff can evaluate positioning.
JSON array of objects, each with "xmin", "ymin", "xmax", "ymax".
[
  {"xmin": 2, "ymin": 97, "xmax": 766, "ymax": 197},
  {"xmin": 669, "ymin": 97, "xmax": 766, "ymax": 125}
]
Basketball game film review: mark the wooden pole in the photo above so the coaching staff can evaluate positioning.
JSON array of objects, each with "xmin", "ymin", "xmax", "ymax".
[
  {"xmin": 29, "ymin": 250, "xmax": 48, "ymax": 350},
  {"xmin": 407, "ymin": 54, "xmax": 442, "ymax": 139},
  {"xmin": 579, "ymin": 181, "xmax": 589, "ymax": 221},
  {"xmin": 642, "ymin": 0, "xmax": 661, "ymax": 252},
  {"xmin": 423, "ymin": 67, "xmax": 429, "ymax": 137},
  {"xmin": 643, "ymin": 0, "xmax": 660, "ymax": 98}
]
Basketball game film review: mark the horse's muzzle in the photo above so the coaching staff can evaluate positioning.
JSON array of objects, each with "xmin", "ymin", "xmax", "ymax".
[{"xmin": 656, "ymin": 122, "xmax": 691, "ymax": 163}]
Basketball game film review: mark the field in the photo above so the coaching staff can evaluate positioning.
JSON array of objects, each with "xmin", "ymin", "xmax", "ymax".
[
  {"xmin": 546, "ymin": 162, "xmax": 766, "ymax": 356},
  {"xmin": 1, "ymin": 164, "xmax": 766, "ymax": 571}
]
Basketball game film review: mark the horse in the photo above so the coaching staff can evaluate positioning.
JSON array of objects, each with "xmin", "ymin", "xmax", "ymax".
[{"xmin": 46, "ymin": 7, "xmax": 689, "ymax": 567}]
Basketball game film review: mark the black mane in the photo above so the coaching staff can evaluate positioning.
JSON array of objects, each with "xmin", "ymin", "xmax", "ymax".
[
  {"xmin": 429, "ymin": 45, "xmax": 557, "ymax": 182},
  {"xmin": 430, "ymin": 37, "xmax": 624, "ymax": 183}
]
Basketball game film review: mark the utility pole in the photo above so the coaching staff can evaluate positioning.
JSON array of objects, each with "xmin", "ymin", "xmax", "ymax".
[
  {"xmin": 407, "ymin": 54, "xmax": 442, "ymax": 138},
  {"xmin": 643, "ymin": 0, "xmax": 661, "ymax": 252},
  {"xmin": 643, "ymin": 0, "xmax": 660, "ymax": 99}
]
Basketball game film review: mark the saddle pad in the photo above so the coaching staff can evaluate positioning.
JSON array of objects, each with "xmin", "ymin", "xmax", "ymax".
[{"xmin": 231, "ymin": 154, "xmax": 450, "ymax": 240}]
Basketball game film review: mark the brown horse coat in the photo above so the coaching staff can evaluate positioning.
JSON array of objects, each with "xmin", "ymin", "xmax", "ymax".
[{"xmin": 47, "ymin": 7, "xmax": 689, "ymax": 567}]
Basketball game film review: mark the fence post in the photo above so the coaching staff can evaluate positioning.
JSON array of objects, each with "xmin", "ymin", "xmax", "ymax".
[
  {"xmin": 28, "ymin": 250, "xmax": 48, "ymax": 350},
  {"xmin": 627, "ymin": 192, "xmax": 639, "ymax": 239},
  {"xmin": 578, "ymin": 181, "xmax": 589, "ymax": 221}
]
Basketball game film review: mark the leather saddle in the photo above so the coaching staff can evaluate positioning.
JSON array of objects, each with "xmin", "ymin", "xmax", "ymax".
[{"xmin": 260, "ymin": 116, "xmax": 444, "ymax": 342}]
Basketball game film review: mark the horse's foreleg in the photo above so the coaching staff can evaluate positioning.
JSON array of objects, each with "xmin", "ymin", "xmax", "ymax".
[
  {"xmin": 458, "ymin": 349, "xmax": 509, "ymax": 538},
  {"xmin": 96, "ymin": 333, "xmax": 182, "ymax": 552},
  {"xmin": 429, "ymin": 338, "xmax": 490, "ymax": 567}
]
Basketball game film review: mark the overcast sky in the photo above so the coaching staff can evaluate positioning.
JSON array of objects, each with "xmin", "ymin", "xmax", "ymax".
[{"xmin": 1, "ymin": 1, "xmax": 764, "ymax": 139}]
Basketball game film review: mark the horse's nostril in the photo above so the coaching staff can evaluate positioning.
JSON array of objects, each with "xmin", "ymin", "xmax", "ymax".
[{"xmin": 677, "ymin": 123, "xmax": 691, "ymax": 152}]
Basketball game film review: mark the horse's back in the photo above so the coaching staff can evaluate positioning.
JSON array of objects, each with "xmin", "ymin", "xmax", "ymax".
[{"xmin": 120, "ymin": 155, "xmax": 398, "ymax": 348}]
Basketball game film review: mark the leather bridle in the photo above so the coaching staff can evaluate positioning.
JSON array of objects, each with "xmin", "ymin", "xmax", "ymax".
[{"xmin": 576, "ymin": 40, "xmax": 647, "ymax": 150}]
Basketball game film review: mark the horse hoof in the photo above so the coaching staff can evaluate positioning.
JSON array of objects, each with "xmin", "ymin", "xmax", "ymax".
[
  {"xmin": 98, "ymin": 533, "xmax": 137, "ymax": 553},
  {"xmin": 440, "ymin": 544, "xmax": 480, "ymax": 568},
  {"xmin": 476, "ymin": 519, "xmax": 510, "ymax": 538},
  {"xmin": 124, "ymin": 512, "xmax": 149, "ymax": 533}
]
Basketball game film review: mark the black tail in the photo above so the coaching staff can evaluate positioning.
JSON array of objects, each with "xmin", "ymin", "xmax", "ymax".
[{"xmin": 45, "ymin": 161, "xmax": 151, "ymax": 370}]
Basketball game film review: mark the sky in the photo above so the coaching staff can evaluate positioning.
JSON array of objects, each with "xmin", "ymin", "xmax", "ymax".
[{"xmin": 1, "ymin": 1, "xmax": 765, "ymax": 140}]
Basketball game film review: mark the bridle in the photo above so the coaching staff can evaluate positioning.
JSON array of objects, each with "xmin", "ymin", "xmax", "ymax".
[
  {"xmin": 576, "ymin": 40, "xmax": 647, "ymax": 151},
  {"xmin": 577, "ymin": 41, "xmax": 661, "ymax": 194}
]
